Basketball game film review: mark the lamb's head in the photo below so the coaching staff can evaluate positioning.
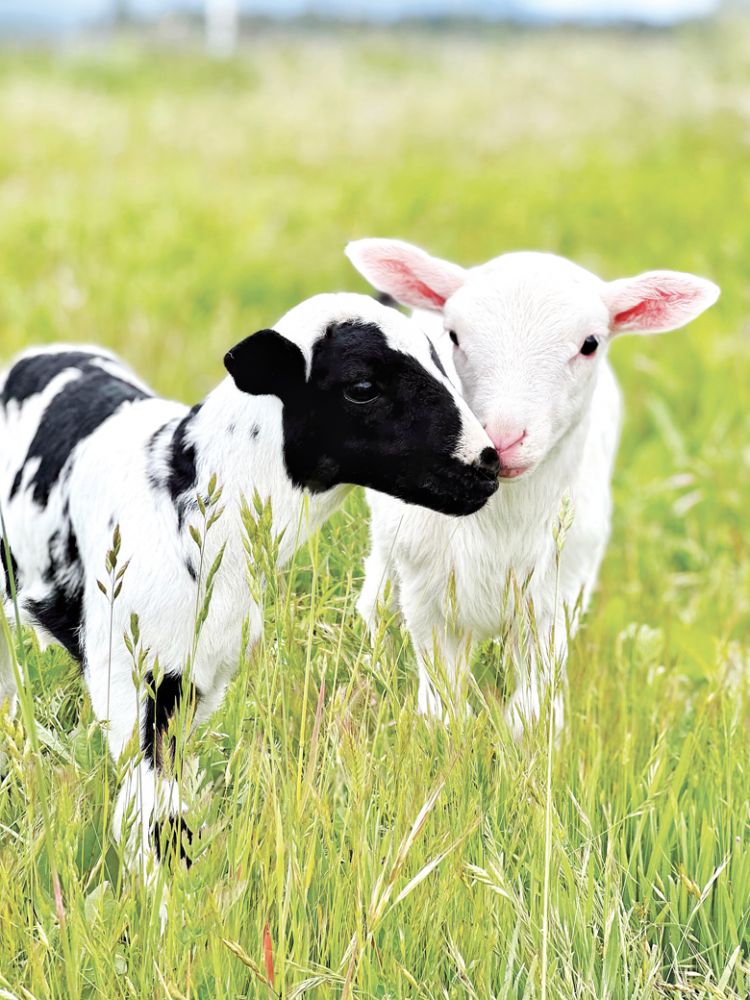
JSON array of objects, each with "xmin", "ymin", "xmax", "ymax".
[
  {"xmin": 346, "ymin": 240, "xmax": 719, "ymax": 480},
  {"xmin": 223, "ymin": 292, "xmax": 499, "ymax": 514}
]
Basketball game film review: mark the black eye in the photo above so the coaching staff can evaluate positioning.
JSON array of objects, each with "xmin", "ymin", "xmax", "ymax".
[
  {"xmin": 344, "ymin": 380, "xmax": 380, "ymax": 404},
  {"xmin": 449, "ymin": 330, "xmax": 459, "ymax": 346},
  {"xmin": 580, "ymin": 336, "xmax": 599, "ymax": 356}
]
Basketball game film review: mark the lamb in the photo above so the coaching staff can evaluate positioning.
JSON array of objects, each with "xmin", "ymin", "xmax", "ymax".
[
  {"xmin": 346, "ymin": 240, "xmax": 719, "ymax": 735},
  {"xmin": 0, "ymin": 291, "xmax": 500, "ymax": 869}
]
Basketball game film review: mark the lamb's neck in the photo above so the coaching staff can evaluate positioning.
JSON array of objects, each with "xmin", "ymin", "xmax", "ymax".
[
  {"xmin": 539, "ymin": 405, "xmax": 591, "ymax": 493},
  {"xmin": 493, "ymin": 391, "xmax": 594, "ymax": 526},
  {"xmin": 189, "ymin": 378, "xmax": 350, "ymax": 566}
]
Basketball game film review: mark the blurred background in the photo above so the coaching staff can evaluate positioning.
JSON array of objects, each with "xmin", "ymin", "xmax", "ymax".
[
  {"xmin": 0, "ymin": 1, "xmax": 736, "ymax": 39},
  {"xmin": 0, "ymin": 0, "xmax": 736, "ymax": 43}
]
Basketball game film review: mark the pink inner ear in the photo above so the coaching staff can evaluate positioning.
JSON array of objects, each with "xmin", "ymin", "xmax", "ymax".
[
  {"xmin": 612, "ymin": 295, "xmax": 678, "ymax": 328},
  {"xmin": 386, "ymin": 260, "xmax": 448, "ymax": 307},
  {"xmin": 346, "ymin": 239, "xmax": 467, "ymax": 311},
  {"xmin": 607, "ymin": 272, "xmax": 719, "ymax": 334}
]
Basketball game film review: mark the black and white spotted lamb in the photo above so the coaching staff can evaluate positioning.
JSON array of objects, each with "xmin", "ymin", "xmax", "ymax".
[{"xmin": 0, "ymin": 291, "xmax": 499, "ymax": 868}]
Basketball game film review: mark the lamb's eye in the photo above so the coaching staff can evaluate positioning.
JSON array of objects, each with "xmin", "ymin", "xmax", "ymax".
[
  {"xmin": 449, "ymin": 330, "xmax": 459, "ymax": 346},
  {"xmin": 580, "ymin": 336, "xmax": 599, "ymax": 357},
  {"xmin": 344, "ymin": 380, "xmax": 380, "ymax": 404}
]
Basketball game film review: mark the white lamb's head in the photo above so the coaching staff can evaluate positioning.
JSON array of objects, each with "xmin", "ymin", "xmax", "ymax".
[{"xmin": 346, "ymin": 239, "xmax": 720, "ymax": 480}]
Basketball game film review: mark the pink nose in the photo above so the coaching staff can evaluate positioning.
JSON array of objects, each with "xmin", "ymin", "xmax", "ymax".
[{"xmin": 486, "ymin": 428, "xmax": 527, "ymax": 463}]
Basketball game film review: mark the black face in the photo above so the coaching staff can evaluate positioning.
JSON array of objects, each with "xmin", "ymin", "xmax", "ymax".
[{"xmin": 224, "ymin": 320, "xmax": 499, "ymax": 515}]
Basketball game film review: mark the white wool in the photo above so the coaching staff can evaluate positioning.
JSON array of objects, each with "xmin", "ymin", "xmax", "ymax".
[{"xmin": 348, "ymin": 240, "xmax": 719, "ymax": 734}]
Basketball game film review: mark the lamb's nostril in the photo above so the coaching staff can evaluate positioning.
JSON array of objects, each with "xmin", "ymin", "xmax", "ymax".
[
  {"xmin": 477, "ymin": 447, "xmax": 500, "ymax": 477},
  {"xmin": 484, "ymin": 427, "xmax": 527, "ymax": 459}
]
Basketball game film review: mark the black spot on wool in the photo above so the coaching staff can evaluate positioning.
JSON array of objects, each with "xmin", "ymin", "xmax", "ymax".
[
  {"xmin": 166, "ymin": 404, "xmax": 202, "ymax": 527},
  {"xmin": 26, "ymin": 587, "xmax": 84, "ymax": 663},
  {"xmin": 44, "ymin": 525, "xmax": 81, "ymax": 586},
  {"xmin": 426, "ymin": 335, "xmax": 449, "ymax": 379},
  {"xmin": 167, "ymin": 406, "xmax": 201, "ymax": 501},
  {"xmin": 9, "ymin": 470, "xmax": 23, "ymax": 501},
  {"xmin": 1, "ymin": 537, "xmax": 19, "ymax": 600},
  {"xmin": 151, "ymin": 814, "xmax": 193, "ymax": 867},
  {"xmin": 374, "ymin": 291, "xmax": 400, "ymax": 310},
  {"xmin": 13, "ymin": 362, "xmax": 151, "ymax": 508},
  {"xmin": 65, "ymin": 526, "xmax": 79, "ymax": 567},
  {"xmin": 1, "ymin": 351, "xmax": 107, "ymax": 408},
  {"xmin": 145, "ymin": 419, "xmax": 175, "ymax": 492},
  {"xmin": 141, "ymin": 669, "xmax": 197, "ymax": 773},
  {"xmin": 24, "ymin": 520, "xmax": 85, "ymax": 664}
]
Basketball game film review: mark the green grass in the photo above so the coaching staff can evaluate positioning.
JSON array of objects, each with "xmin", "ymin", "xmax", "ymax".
[{"xmin": 1, "ymin": 22, "xmax": 749, "ymax": 998}]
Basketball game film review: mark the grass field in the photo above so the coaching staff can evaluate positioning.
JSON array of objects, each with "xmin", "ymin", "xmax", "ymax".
[{"xmin": 1, "ymin": 21, "xmax": 749, "ymax": 998}]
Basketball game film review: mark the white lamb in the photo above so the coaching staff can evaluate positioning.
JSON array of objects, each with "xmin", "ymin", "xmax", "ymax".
[{"xmin": 346, "ymin": 239, "xmax": 719, "ymax": 735}]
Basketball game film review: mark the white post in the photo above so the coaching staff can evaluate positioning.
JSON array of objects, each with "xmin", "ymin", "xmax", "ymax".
[{"xmin": 206, "ymin": 0, "xmax": 239, "ymax": 58}]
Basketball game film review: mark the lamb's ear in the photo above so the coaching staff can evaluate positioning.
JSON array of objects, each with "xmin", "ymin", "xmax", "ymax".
[
  {"xmin": 345, "ymin": 238, "xmax": 467, "ymax": 311},
  {"xmin": 603, "ymin": 271, "xmax": 720, "ymax": 335},
  {"xmin": 224, "ymin": 329, "xmax": 305, "ymax": 401}
]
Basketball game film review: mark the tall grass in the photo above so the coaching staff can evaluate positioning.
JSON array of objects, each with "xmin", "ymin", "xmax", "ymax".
[{"xmin": 0, "ymin": 22, "xmax": 748, "ymax": 997}]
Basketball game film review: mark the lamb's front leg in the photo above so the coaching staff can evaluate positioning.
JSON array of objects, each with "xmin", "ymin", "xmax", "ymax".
[
  {"xmin": 88, "ymin": 653, "xmax": 195, "ymax": 874},
  {"xmin": 401, "ymin": 585, "xmax": 473, "ymax": 722},
  {"xmin": 125, "ymin": 676, "xmax": 196, "ymax": 873},
  {"xmin": 0, "ymin": 612, "xmax": 17, "ymax": 717},
  {"xmin": 504, "ymin": 605, "xmax": 567, "ymax": 741},
  {"xmin": 413, "ymin": 632, "xmax": 475, "ymax": 722},
  {"xmin": 356, "ymin": 542, "xmax": 400, "ymax": 641}
]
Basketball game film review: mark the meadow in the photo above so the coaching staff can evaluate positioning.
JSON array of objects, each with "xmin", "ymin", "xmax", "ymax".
[{"xmin": 0, "ymin": 19, "xmax": 749, "ymax": 998}]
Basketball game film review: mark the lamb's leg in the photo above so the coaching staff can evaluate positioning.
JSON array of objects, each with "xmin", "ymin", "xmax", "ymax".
[
  {"xmin": 414, "ymin": 629, "xmax": 475, "ymax": 722},
  {"xmin": 0, "ymin": 601, "xmax": 20, "ymax": 717},
  {"xmin": 120, "ymin": 669, "xmax": 196, "ymax": 874},
  {"xmin": 400, "ymin": 583, "xmax": 473, "ymax": 721},
  {"xmin": 504, "ymin": 608, "xmax": 567, "ymax": 741},
  {"xmin": 356, "ymin": 543, "xmax": 399, "ymax": 641},
  {"xmin": 114, "ymin": 758, "xmax": 190, "ymax": 877},
  {"xmin": 0, "ymin": 622, "xmax": 17, "ymax": 717},
  {"xmin": 415, "ymin": 648, "xmax": 443, "ymax": 718},
  {"xmin": 87, "ymin": 653, "xmax": 194, "ymax": 874}
]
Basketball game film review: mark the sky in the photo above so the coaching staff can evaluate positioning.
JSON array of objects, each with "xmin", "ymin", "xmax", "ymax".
[
  {"xmin": 0, "ymin": 0, "xmax": 722, "ymax": 30},
  {"xmin": 523, "ymin": 0, "xmax": 717, "ymax": 18}
]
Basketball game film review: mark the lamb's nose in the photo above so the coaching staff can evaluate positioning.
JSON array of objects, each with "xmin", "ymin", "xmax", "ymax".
[
  {"xmin": 486, "ymin": 428, "xmax": 527, "ymax": 462},
  {"xmin": 477, "ymin": 446, "xmax": 500, "ymax": 477}
]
